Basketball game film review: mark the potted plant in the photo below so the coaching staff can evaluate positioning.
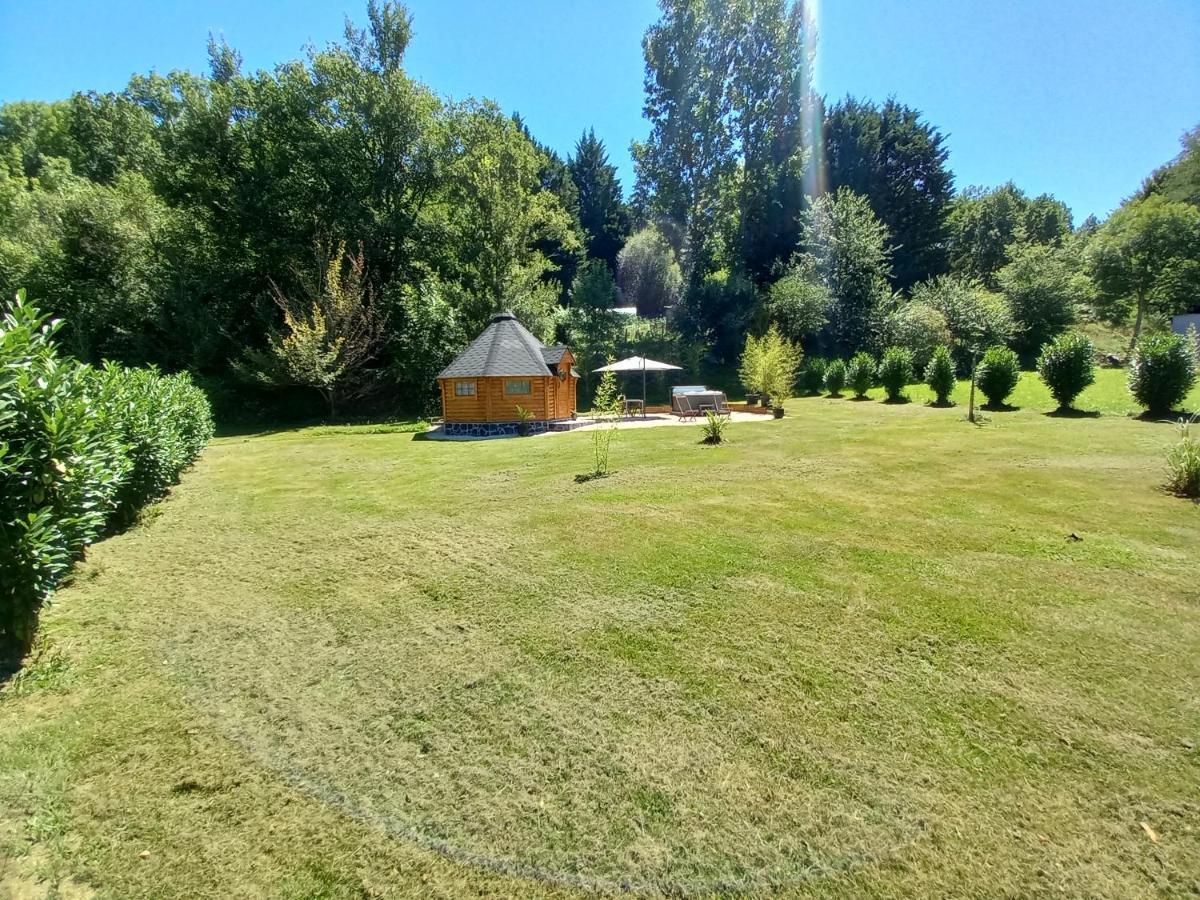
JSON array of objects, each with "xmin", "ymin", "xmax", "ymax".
[
  {"xmin": 514, "ymin": 404, "xmax": 535, "ymax": 436},
  {"xmin": 758, "ymin": 326, "xmax": 803, "ymax": 420},
  {"xmin": 738, "ymin": 334, "xmax": 766, "ymax": 410}
]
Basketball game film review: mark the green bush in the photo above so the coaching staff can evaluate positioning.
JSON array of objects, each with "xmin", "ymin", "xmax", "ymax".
[
  {"xmin": 975, "ymin": 346, "xmax": 1021, "ymax": 408},
  {"xmin": 1, "ymin": 292, "xmax": 213, "ymax": 654},
  {"xmin": 1037, "ymin": 332, "xmax": 1095, "ymax": 411},
  {"xmin": 925, "ymin": 345, "xmax": 956, "ymax": 406},
  {"xmin": 801, "ymin": 357, "xmax": 827, "ymax": 395},
  {"xmin": 877, "ymin": 348, "xmax": 915, "ymax": 402},
  {"xmin": 846, "ymin": 352, "xmax": 875, "ymax": 399},
  {"xmin": 699, "ymin": 411, "xmax": 730, "ymax": 445},
  {"xmin": 823, "ymin": 359, "xmax": 846, "ymax": 397},
  {"xmin": 1128, "ymin": 332, "xmax": 1197, "ymax": 415}
]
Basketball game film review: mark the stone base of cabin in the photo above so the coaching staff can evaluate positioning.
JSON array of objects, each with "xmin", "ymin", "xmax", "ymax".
[{"xmin": 442, "ymin": 419, "xmax": 580, "ymax": 438}]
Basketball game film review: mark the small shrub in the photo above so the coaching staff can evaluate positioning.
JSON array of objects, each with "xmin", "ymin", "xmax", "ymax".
[
  {"xmin": 975, "ymin": 346, "xmax": 1021, "ymax": 408},
  {"xmin": 823, "ymin": 359, "xmax": 846, "ymax": 397},
  {"xmin": 925, "ymin": 345, "xmax": 956, "ymax": 405},
  {"xmin": 699, "ymin": 411, "xmax": 730, "ymax": 445},
  {"xmin": 514, "ymin": 404, "xmax": 535, "ymax": 436},
  {"xmin": 1128, "ymin": 332, "xmax": 1197, "ymax": 415},
  {"xmin": 1165, "ymin": 415, "xmax": 1200, "ymax": 498},
  {"xmin": 877, "ymin": 348, "xmax": 915, "ymax": 402},
  {"xmin": 846, "ymin": 352, "xmax": 875, "ymax": 399},
  {"xmin": 1037, "ymin": 332, "xmax": 1095, "ymax": 411},
  {"xmin": 801, "ymin": 357, "xmax": 827, "ymax": 395},
  {"xmin": 587, "ymin": 368, "xmax": 621, "ymax": 478}
]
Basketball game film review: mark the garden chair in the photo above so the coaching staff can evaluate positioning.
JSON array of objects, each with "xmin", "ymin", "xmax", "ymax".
[{"xmin": 675, "ymin": 393, "xmax": 701, "ymax": 420}]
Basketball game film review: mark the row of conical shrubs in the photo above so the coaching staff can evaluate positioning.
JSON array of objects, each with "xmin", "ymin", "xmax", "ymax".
[{"xmin": 797, "ymin": 329, "xmax": 1198, "ymax": 413}]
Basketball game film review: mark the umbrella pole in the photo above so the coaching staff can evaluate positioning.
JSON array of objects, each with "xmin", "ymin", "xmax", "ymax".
[{"xmin": 642, "ymin": 364, "xmax": 647, "ymax": 418}]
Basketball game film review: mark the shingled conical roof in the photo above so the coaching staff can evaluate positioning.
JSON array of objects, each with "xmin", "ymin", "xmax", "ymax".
[{"xmin": 438, "ymin": 312, "xmax": 565, "ymax": 379}]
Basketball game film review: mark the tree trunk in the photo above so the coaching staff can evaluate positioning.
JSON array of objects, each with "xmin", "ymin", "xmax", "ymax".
[
  {"xmin": 1129, "ymin": 292, "xmax": 1146, "ymax": 352},
  {"xmin": 968, "ymin": 350, "xmax": 980, "ymax": 424}
]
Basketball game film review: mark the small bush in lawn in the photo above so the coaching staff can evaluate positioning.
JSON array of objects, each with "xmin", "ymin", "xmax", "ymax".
[
  {"xmin": 975, "ymin": 346, "xmax": 1021, "ymax": 408},
  {"xmin": 801, "ymin": 357, "xmax": 827, "ymax": 395},
  {"xmin": 699, "ymin": 411, "xmax": 730, "ymax": 445},
  {"xmin": 823, "ymin": 359, "xmax": 846, "ymax": 397},
  {"xmin": 925, "ymin": 345, "xmax": 956, "ymax": 406},
  {"xmin": 846, "ymin": 352, "xmax": 876, "ymax": 399},
  {"xmin": 1037, "ymin": 332, "xmax": 1095, "ymax": 411},
  {"xmin": 1128, "ymin": 332, "xmax": 1197, "ymax": 415},
  {"xmin": 877, "ymin": 348, "xmax": 915, "ymax": 402},
  {"xmin": 1165, "ymin": 415, "xmax": 1200, "ymax": 497}
]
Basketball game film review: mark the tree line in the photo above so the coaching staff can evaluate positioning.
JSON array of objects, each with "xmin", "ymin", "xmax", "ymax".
[{"xmin": 2, "ymin": 0, "xmax": 1198, "ymax": 420}]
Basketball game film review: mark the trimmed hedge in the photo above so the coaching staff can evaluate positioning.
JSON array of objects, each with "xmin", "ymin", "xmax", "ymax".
[
  {"xmin": 1128, "ymin": 332, "xmax": 1197, "ymax": 415},
  {"xmin": 1, "ymin": 293, "xmax": 213, "ymax": 653},
  {"xmin": 925, "ymin": 345, "xmax": 956, "ymax": 405},
  {"xmin": 878, "ymin": 348, "xmax": 915, "ymax": 402},
  {"xmin": 801, "ymin": 357, "xmax": 827, "ymax": 395},
  {"xmin": 1037, "ymin": 332, "xmax": 1095, "ymax": 411},
  {"xmin": 823, "ymin": 359, "xmax": 846, "ymax": 397},
  {"xmin": 976, "ymin": 346, "xmax": 1021, "ymax": 408},
  {"xmin": 846, "ymin": 352, "xmax": 876, "ymax": 399}
]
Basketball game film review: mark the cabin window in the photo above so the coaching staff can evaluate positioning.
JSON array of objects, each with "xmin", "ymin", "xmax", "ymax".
[
  {"xmin": 454, "ymin": 381, "xmax": 476, "ymax": 397},
  {"xmin": 505, "ymin": 379, "xmax": 532, "ymax": 395}
]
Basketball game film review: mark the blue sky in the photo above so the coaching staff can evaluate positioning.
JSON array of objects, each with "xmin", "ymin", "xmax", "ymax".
[{"xmin": 2, "ymin": 0, "xmax": 1197, "ymax": 222}]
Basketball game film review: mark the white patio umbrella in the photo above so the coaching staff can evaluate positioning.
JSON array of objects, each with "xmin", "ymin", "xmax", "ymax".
[{"xmin": 593, "ymin": 355, "xmax": 683, "ymax": 411}]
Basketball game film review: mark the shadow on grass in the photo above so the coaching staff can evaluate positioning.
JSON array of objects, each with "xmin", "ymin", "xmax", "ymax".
[
  {"xmin": 882, "ymin": 397, "xmax": 911, "ymax": 405},
  {"xmin": 216, "ymin": 417, "xmax": 429, "ymax": 439},
  {"xmin": 982, "ymin": 402, "xmax": 1019, "ymax": 412},
  {"xmin": 1046, "ymin": 408, "xmax": 1101, "ymax": 419},
  {"xmin": 848, "ymin": 395, "xmax": 871, "ymax": 402},
  {"xmin": 574, "ymin": 471, "xmax": 612, "ymax": 484},
  {"xmin": 1134, "ymin": 410, "xmax": 1197, "ymax": 425},
  {"xmin": 927, "ymin": 400, "xmax": 956, "ymax": 409},
  {"xmin": 0, "ymin": 631, "xmax": 32, "ymax": 687}
]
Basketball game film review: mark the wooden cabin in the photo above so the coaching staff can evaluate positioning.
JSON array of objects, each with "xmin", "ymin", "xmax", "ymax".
[{"xmin": 437, "ymin": 312, "xmax": 579, "ymax": 436}]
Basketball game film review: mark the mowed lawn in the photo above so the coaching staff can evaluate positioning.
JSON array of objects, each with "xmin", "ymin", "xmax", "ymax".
[{"xmin": 2, "ymin": 370, "xmax": 1199, "ymax": 898}]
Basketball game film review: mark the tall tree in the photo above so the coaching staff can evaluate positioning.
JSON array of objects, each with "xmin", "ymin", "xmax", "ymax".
[
  {"xmin": 564, "ymin": 259, "xmax": 624, "ymax": 396},
  {"xmin": 617, "ymin": 226, "xmax": 684, "ymax": 318},
  {"xmin": 1086, "ymin": 193, "xmax": 1200, "ymax": 348},
  {"xmin": 726, "ymin": 0, "xmax": 816, "ymax": 285},
  {"xmin": 634, "ymin": 0, "xmax": 816, "ymax": 285},
  {"xmin": 238, "ymin": 240, "xmax": 385, "ymax": 417},
  {"xmin": 798, "ymin": 188, "xmax": 892, "ymax": 355},
  {"xmin": 568, "ymin": 129, "xmax": 630, "ymax": 272},
  {"xmin": 946, "ymin": 182, "xmax": 1072, "ymax": 285},
  {"xmin": 996, "ymin": 242, "xmax": 1080, "ymax": 358},
  {"xmin": 513, "ymin": 114, "xmax": 585, "ymax": 300},
  {"xmin": 1139, "ymin": 124, "xmax": 1200, "ymax": 209},
  {"xmin": 440, "ymin": 101, "xmax": 580, "ymax": 340},
  {"xmin": 633, "ymin": 0, "xmax": 737, "ymax": 278},
  {"xmin": 823, "ymin": 97, "xmax": 953, "ymax": 290}
]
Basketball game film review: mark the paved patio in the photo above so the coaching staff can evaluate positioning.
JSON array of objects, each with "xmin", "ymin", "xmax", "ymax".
[{"xmin": 425, "ymin": 409, "xmax": 774, "ymax": 440}]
